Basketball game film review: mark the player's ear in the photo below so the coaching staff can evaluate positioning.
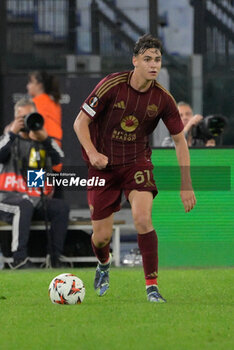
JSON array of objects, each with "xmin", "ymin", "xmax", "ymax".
[{"xmin": 132, "ymin": 55, "xmax": 137, "ymax": 68}]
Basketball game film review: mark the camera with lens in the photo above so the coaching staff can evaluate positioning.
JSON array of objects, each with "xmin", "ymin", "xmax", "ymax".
[
  {"xmin": 22, "ymin": 113, "xmax": 44, "ymax": 132},
  {"xmin": 191, "ymin": 114, "xmax": 227, "ymax": 145}
]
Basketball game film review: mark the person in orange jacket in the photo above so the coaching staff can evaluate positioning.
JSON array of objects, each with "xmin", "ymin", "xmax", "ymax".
[
  {"xmin": 27, "ymin": 71, "xmax": 63, "ymax": 147},
  {"xmin": 27, "ymin": 71, "xmax": 63, "ymax": 173}
]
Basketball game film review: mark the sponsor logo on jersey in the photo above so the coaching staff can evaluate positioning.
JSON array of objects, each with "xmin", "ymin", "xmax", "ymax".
[
  {"xmin": 114, "ymin": 100, "xmax": 126, "ymax": 109},
  {"xmin": 112, "ymin": 130, "xmax": 136, "ymax": 142},
  {"xmin": 147, "ymin": 104, "xmax": 158, "ymax": 117},
  {"xmin": 120, "ymin": 115, "xmax": 139, "ymax": 132}
]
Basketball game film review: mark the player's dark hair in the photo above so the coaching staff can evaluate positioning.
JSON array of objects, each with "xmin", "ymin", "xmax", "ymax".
[
  {"xmin": 28, "ymin": 71, "xmax": 61, "ymax": 103},
  {"xmin": 133, "ymin": 34, "xmax": 163, "ymax": 56}
]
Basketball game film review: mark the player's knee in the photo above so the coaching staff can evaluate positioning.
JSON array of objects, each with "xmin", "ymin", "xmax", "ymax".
[
  {"xmin": 133, "ymin": 211, "xmax": 152, "ymax": 233},
  {"xmin": 93, "ymin": 231, "xmax": 111, "ymax": 247}
]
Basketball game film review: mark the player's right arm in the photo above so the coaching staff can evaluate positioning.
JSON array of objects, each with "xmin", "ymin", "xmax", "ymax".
[{"xmin": 73, "ymin": 111, "xmax": 108, "ymax": 169}]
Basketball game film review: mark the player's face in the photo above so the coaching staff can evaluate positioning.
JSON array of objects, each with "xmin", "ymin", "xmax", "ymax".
[
  {"xmin": 27, "ymin": 76, "xmax": 43, "ymax": 97},
  {"xmin": 133, "ymin": 48, "xmax": 162, "ymax": 81},
  {"xmin": 178, "ymin": 105, "xmax": 193, "ymax": 126}
]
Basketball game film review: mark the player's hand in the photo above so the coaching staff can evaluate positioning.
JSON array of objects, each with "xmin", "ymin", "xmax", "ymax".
[
  {"xmin": 10, "ymin": 115, "xmax": 25, "ymax": 134},
  {"xmin": 88, "ymin": 151, "xmax": 108, "ymax": 169},
  {"xmin": 180, "ymin": 190, "xmax": 196, "ymax": 213},
  {"xmin": 29, "ymin": 128, "xmax": 48, "ymax": 142}
]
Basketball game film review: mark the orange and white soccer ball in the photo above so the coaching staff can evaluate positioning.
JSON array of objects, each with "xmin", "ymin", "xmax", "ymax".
[{"xmin": 49, "ymin": 273, "xmax": 85, "ymax": 305}]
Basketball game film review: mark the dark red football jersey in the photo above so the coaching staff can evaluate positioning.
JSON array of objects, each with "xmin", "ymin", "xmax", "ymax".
[{"xmin": 80, "ymin": 71, "xmax": 184, "ymax": 166}]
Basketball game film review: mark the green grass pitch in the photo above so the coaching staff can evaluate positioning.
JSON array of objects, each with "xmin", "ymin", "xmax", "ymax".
[{"xmin": 0, "ymin": 267, "xmax": 233, "ymax": 350}]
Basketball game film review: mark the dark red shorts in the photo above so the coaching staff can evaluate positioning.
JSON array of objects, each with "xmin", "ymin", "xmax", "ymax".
[{"xmin": 87, "ymin": 164, "xmax": 158, "ymax": 220}]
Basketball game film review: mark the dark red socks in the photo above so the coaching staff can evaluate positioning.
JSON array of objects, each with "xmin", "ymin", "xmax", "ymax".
[
  {"xmin": 91, "ymin": 237, "xmax": 110, "ymax": 264},
  {"xmin": 137, "ymin": 230, "xmax": 158, "ymax": 286}
]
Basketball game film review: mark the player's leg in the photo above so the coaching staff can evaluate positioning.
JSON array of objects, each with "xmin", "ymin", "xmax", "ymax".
[
  {"xmin": 87, "ymin": 167, "xmax": 122, "ymax": 296},
  {"xmin": 92, "ymin": 213, "xmax": 114, "ymax": 259},
  {"xmin": 92, "ymin": 215, "xmax": 113, "ymax": 296},
  {"xmin": 128, "ymin": 190, "xmax": 166, "ymax": 303}
]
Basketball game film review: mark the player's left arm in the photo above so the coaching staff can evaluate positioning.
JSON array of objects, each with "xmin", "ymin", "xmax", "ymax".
[{"xmin": 172, "ymin": 131, "xmax": 196, "ymax": 213}]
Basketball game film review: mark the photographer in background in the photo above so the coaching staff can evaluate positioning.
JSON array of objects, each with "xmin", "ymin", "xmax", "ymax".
[
  {"xmin": 0, "ymin": 98, "xmax": 69, "ymax": 269},
  {"xmin": 162, "ymin": 101, "xmax": 216, "ymax": 147}
]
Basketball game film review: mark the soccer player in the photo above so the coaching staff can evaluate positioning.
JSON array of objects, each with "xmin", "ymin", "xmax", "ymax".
[{"xmin": 73, "ymin": 34, "xmax": 196, "ymax": 302}]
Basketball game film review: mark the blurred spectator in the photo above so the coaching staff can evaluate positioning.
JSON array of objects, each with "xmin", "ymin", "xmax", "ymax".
[
  {"xmin": 162, "ymin": 101, "xmax": 216, "ymax": 147},
  {"xmin": 27, "ymin": 71, "xmax": 63, "ymax": 148},
  {"xmin": 0, "ymin": 97, "xmax": 69, "ymax": 269}
]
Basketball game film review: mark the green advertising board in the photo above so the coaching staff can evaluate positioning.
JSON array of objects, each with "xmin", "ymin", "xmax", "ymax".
[{"xmin": 151, "ymin": 148, "xmax": 234, "ymax": 267}]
